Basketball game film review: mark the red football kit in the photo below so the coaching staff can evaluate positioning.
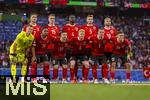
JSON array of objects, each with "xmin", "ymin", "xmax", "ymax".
[{"xmin": 62, "ymin": 24, "xmax": 80, "ymax": 39}]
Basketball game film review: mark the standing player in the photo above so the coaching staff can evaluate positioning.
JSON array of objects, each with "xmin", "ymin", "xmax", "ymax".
[
  {"xmin": 62, "ymin": 15, "xmax": 80, "ymax": 79},
  {"xmin": 103, "ymin": 17, "xmax": 116, "ymax": 37},
  {"xmin": 23, "ymin": 13, "xmax": 41, "ymax": 80},
  {"xmin": 47, "ymin": 14, "xmax": 60, "ymax": 37},
  {"xmin": 51, "ymin": 31, "xmax": 70, "ymax": 83},
  {"xmin": 82, "ymin": 15, "xmax": 98, "ymax": 38},
  {"xmin": 111, "ymin": 32, "xmax": 131, "ymax": 83},
  {"xmin": 82, "ymin": 15, "xmax": 98, "ymax": 78},
  {"xmin": 9, "ymin": 25, "xmax": 34, "ymax": 82},
  {"xmin": 31, "ymin": 27, "xmax": 50, "ymax": 83},
  {"xmin": 102, "ymin": 17, "xmax": 117, "ymax": 83},
  {"xmin": 23, "ymin": 13, "xmax": 41, "ymax": 37},
  {"xmin": 47, "ymin": 14, "xmax": 60, "ymax": 57},
  {"xmin": 69, "ymin": 29, "xmax": 90, "ymax": 83},
  {"xmin": 89, "ymin": 29, "xmax": 106, "ymax": 83},
  {"xmin": 62, "ymin": 15, "xmax": 80, "ymax": 39}
]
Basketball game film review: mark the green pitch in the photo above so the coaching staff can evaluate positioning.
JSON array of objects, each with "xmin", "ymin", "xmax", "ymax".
[{"xmin": 50, "ymin": 84, "xmax": 150, "ymax": 100}]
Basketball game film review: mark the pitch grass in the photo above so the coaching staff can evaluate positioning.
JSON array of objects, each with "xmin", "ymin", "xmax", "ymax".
[{"xmin": 50, "ymin": 84, "xmax": 150, "ymax": 100}]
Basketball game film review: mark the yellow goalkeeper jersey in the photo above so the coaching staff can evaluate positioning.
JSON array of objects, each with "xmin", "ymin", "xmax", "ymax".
[{"xmin": 10, "ymin": 31, "xmax": 34, "ymax": 54}]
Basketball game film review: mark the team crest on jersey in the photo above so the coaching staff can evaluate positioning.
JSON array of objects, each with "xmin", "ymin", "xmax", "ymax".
[
  {"xmin": 110, "ymin": 30, "xmax": 114, "ymax": 34},
  {"xmin": 51, "ymin": 30, "xmax": 56, "ymax": 34},
  {"xmin": 93, "ymin": 26, "xmax": 96, "ymax": 30},
  {"xmin": 75, "ymin": 27, "xmax": 78, "ymax": 31}
]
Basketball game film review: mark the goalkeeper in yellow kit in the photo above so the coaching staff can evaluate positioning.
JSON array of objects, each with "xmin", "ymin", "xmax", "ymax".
[{"xmin": 9, "ymin": 25, "xmax": 34, "ymax": 82}]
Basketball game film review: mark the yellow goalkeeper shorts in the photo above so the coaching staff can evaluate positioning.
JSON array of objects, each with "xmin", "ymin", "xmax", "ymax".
[{"xmin": 9, "ymin": 53, "xmax": 27, "ymax": 63}]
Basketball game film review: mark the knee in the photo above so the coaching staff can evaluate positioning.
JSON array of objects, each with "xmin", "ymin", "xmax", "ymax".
[
  {"xmin": 62, "ymin": 64, "xmax": 68, "ymax": 68},
  {"xmin": 70, "ymin": 60, "xmax": 76, "ymax": 68},
  {"xmin": 53, "ymin": 65, "xmax": 59, "ymax": 69},
  {"xmin": 83, "ymin": 61, "xmax": 90, "ymax": 68}
]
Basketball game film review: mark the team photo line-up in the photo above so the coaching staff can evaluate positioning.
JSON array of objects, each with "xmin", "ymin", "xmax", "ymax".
[{"xmin": 9, "ymin": 13, "xmax": 132, "ymax": 84}]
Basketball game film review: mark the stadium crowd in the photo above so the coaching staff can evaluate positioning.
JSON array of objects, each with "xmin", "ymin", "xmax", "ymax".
[
  {"xmin": 0, "ymin": 15, "xmax": 149, "ymax": 69},
  {"xmin": 102, "ymin": 0, "xmax": 149, "ymax": 3}
]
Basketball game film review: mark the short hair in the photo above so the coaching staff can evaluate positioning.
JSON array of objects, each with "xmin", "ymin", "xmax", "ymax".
[
  {"xmin": 117, "ymin": 31, "xmax": 124, "ymax": 35},
  {"xmin": 49, "ymin": 13, "xmax": 55, "ymax": 17},
  {"xmin": 87, "ymin": 14, "xmax": 93, "ymax": 18},
  {"xmin": 78, "ymin": 29, "xmax": 85, "ymax": 33},
  {"xmin": 69, "ymin": 14, "xmax": 75, "ymax": 18},
  {"xmin": 104, "ymin": 17, "xmax": 111, "ymax": 21},
  {"xmin": 30, "ymin": 13, "xmax": 38, "ymax": 18},
  {"xmin": 61, "ymin": 31, "xmax": 67, "ymax": 34}
]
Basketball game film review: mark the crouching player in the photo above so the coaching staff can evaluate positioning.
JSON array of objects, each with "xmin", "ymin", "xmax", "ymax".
[
  {"xmin": 31, "ymin": 27, "xmax": 50, "ymax": 83},
  {"xmin": 9, "ymin": 25, "xmax": 34, "ymax": 82},
  {"xmin": 69, "ymin": 29, "xmax": 90, "ymax": 83},
  {"xmin": 89, "ymin": 29, "xmax": 106, "ymax": 83},
  {"xmin": 51, "ymin": 31, "xmax": 69, "ymax": 83},
  {"xmin": 111, "ymin": 31, "xmax": 131, "ymax": 83}
]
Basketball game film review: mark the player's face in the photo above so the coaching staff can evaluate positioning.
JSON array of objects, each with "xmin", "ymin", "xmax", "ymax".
[
  {"xmin": 49, "ymin": 16, "xmax": 55, "ymax": 24},
  {"xmin": 78, "ymin": 30, "xmax": 85, "ymax": 38},
  {"xmin": 69, "ymin": 16, "xmax": 75, "ymax": 23},
  {"xmin": 42, "ymin": 28, "xmax": 48, "ymax": 38},
  {"xmin": 30, "ymin": 15, "xmax": 37, "ymax": 23},
  {"xmin": 118, "ymin": 33, "xmax": 125, "ymax": 42},
  {"xmin": 61, "ymin": 33, "xmax": 68, "ymax": 41},
  {"xmin": 98, "ymin": 29, "xmax": 104, "ymax": 37},
  {"xmin": 26, "ymin": 26, "xmax": 33, "ymax": 34},
  {"xmin": 104, "ymin": 18, "xmax": 111, "ymax": 26},
  {"xmin": 87, "ymin": 17, "xmax": 93, "ymax": 24}
]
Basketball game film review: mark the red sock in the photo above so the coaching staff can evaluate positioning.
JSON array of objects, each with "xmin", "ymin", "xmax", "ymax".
[
  {"xmin": 110, "ymin": 72, "xmax": 115, "ymax": 80},
  {"xmin": 110, "ymin": 63, "xmax": 115, "ymax": 80},
  {"xmin": 92, "ymin": 65, "xmax": 98, "ymax": 79},
  {"xmin": 102, "ymin": 64, "xmax": 108, "ymax": 79},
  {"xmin": 31, "ymin": 62, "xmax": 37, "ymax": 76},
  {"xmin": 126, "ymin": 72, "xmax": 131, "ymax": 80},
  {"xmin": 74, "ymin": 65, "xmax": 78, "ymax": 78},
  {"xmin": 84, "ymin": 67, "xmax": 89, "ymax": 80},
  {"xmin": 53, "ymin": 68, "xmax": 58, "ymax": 80},
  {"xmin": 70, "ymin": 68, "xmax": 75, "ymax": 80},
  {"xmin": 62, "ymin": 67, "xmax": 68, "ymax": 79},
  {"xmin": 44, "ymin": 65, "xmax": 50, "ymax": 76}
]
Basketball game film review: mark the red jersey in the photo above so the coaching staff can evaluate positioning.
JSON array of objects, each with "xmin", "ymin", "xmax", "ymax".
[
  {"xmin": 70, "ymin": 37, "xmax": 89, "ymax": 56},
  {"xmin": 47, "ymin": 24, "xmax": 60, "ymax": 37},
  {"xmin": 103, "ymin": 34, "xmax": 115, "ymax": 53},
  {"xmin": 113, "ymin": 38, "xmax": 130, "ymax": 55},
  {"xmin": 82, "ymin": 24, "xmax": 98, "ymax": 38},
  {"xmin": 62, "ymin": 24, "xmax": 80, "ymax": 39},
  {"xmin": 52, "ymin": 38, "xmax": 70, "ymax": 58},
  {"xmin": 90, "ymin": 35, "xmax": 105, "ymax": 56},
  {"xmin": 23, "ymin": 24, "xmax": 41, "ymax": 38},
  {"xmin": 103, "ymin": 26, "xmax": 117, "ymax": 37},
  {"xmin": 33, "ymin": 33, "xmax": 50, "ymax": 55},
  {"xmin": 46, "ymin": 24, "xmax": 60, "ymax": 51}
]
